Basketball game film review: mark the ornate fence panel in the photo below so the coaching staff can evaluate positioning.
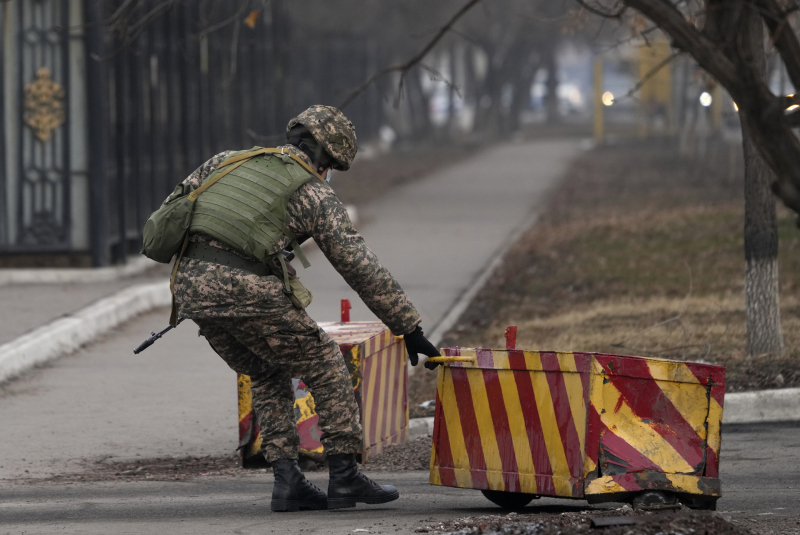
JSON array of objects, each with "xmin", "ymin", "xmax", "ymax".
[
  {"xmin": 2, "ymin": 0, "xmax": 384, "ymax": 266},
  {"xmin": 1, "ymin": 0, "xmax": 85, "ymax": 263}
]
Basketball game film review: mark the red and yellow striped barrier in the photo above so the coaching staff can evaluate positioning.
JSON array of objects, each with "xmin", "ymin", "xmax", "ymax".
[
  {"xmin": 429, "ymin": 346, "xmax": 724, "ymax": 505},
  {"xmin": 239, "ymin": 320, "xmax": 408, "ymax": 465}
]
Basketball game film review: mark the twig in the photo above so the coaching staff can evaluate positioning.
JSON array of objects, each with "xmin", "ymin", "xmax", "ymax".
[
  {"xmin": 193, "ymin": 0, "xmax": 251, "ymax": 40},
  {"xmin": 338, "ymin": 0, "xmax": 484, "ymax": 110},
  {"xmin": 576, "ymin": 0, "xmax": 627, "ymax": 19},
  {"xmin": 597, "ymin": 24, "xmax": 660, "ymax": 53},
  {"xmin": 613, "ymin": 49, "xmax": 683, "ymax": 103}
]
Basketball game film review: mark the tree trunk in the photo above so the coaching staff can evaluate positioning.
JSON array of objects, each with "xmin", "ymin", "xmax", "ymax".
[
  {"xmin": 543, "ymin": 43, "xmax": 559, "ymax": 125},
  {"xmin": 507, "ymin": 54, "xmax": 540, "ymax": 133},
  {"xmin": 271, "ymin": 0, "xmax": 290, "ymax": 131},
  {"xmin": 740, "ymin": 12, "xmax": 784, "ymax": 356}
]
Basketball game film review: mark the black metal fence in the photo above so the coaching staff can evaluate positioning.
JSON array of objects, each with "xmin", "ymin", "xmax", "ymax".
[
  {"xmin": 0, "ymin": 1, "xmax": 74, "ymax": 260},
  {"xmin": 3, "ymin": 0, "xmax": 384, "ymax": 267}
]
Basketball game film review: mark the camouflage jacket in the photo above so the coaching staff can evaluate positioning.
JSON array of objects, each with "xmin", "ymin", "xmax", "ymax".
[{"xmin": 171, "ymin": 145, "xmax": 421, "ymax": 336}]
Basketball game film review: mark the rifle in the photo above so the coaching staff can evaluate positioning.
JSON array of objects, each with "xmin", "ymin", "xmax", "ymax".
[{"xmin": 133, "ymin": 317, "xmax": 186, "ymax": 354}]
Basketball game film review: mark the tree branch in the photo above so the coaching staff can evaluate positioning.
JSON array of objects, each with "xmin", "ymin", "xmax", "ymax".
[
  {"xmin": 576, "ymin": 0, "xmax": 627, "ymax": 18},
  {"xmin": 338, "ymin": 0, "xmax": 484, "ymax": 110},
  {"xmin": 753, "ymin": 0, "xmax": 800, "ymax": 93},
  {"xmin": 622, "ymin": 0, "xmax": 742, "ymax": 100},
  {"xmin": 615, "ymin": 49, "xmax": 683, "ymax": 102}
]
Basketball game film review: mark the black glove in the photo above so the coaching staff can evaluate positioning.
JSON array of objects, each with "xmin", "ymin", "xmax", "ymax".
[
  {"xmin": 403, "ymin": 325, "xmax": 440, "ymax": 367},
  {"xmin": 424, "ymin": 359, "xmax": 440, "ymax": 370}
]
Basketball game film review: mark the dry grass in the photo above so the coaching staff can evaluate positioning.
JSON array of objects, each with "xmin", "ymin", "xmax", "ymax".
[{"xmin": 409, "ymin": 141, "xmax": 800, "ymax": 407}]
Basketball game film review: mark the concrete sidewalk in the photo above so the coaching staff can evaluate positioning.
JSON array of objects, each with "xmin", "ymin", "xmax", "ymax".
[
  {"xmin": 302, "ymin": 139, "xmax": 582, "ymax": 339},
  {"xmin": 0, "ymin": 267, "xmax": 168, "ymax": 346}
]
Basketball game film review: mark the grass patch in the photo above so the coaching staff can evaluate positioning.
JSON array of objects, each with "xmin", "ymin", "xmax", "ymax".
[{"xmin": 410, "ymin": 141, "xmax": 800, "ymax": 407}]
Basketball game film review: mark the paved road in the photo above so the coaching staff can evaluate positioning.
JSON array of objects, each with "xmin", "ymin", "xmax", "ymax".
[{"xmin": 1, "ymin": 422, "xmax": 799, "ymax": 534}]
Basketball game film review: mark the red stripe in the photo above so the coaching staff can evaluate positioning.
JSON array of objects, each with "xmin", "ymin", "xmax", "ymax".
[
  {"xmin": 388, "ymin": 344, "xmax": 401, "ymax": 438},
  {"xmin": 596, "ymin": 410, "xmax": 663, "ymax": 473},
  {"xmin": 239, "ymin": 411, "xmax": 254, "ymax": 441},
  {"xmin": 400, "ymin": 346, "xmax": 408, "ymax": 427},
  {"xmin": 432, "ymin": 389, "xmax": 457, "ymax": 487},
  {"xmin": 685, "ymin": 362, "xmax": 726, "ymax": 406},
  {"xmin": 482, "ymin": 369, "xmax": 521, "ymax": 492},
  {"xmin": 449, "ymin": 367, "xmax": 489, "ymax": 488},
  {"xmin": 368, "ymin": 354, "xmax": 383, "ymax": 447},
  {"xmin": 572, "ymin": 352, "xmax": 593, "ymax": 373},
  {"xmin": 393, "ymin": 342, "xmax": 404, "ymax": 431},
  {"xmin": 574, "ymin": 352, "xmax": 592, "ymax": 394},
  {"xmin": 378, "ymin": 349, "xmax": 391, "ymax": 443},
  {"xmin": 378, "ymin": 348, "xmax": 392, "ymax": 442},
  {"xmin": 507, "ymin": 351, "xmax": 556, "ymax": 495},
  {"xmin": 710, "ymin": 384, "xmax": 725, "ymax": 409},
  {"xmin": 540, "ymin": 352, "xmax": 585, "ymax": 478},
  {"xmin": 585, "ymin": 404, "xmax": 602, "ymax": 474},
  {"xmin": 603, "ymin": 357, "xmax": 705, "ymax": 472},
  {"xmin": 476, "ymin": 348, "xmax": 495, "ymax": 368},
  {"xmin": 362, "ymin": 353, "xmax": 376, "ymax": 447},
  {"xmin": 613, "ymin": 474, "xmax": 647, "ymax": 492},
  {"xmin": 705, "ymin": 447, "xmax": 718, "ymax": 478}
]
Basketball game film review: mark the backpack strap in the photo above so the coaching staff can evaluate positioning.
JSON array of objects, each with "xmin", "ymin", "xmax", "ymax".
[
  {"xmin": 263, "ymin": 147, "xmax": 323, "ymax": 182},
  {"xmin": 214, "ymin": 147, "xmax": 323, "ymax": 181}
]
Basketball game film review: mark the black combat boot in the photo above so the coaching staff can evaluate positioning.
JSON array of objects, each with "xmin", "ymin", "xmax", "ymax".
[
  {"xmin": 327, "ymin": 453, "xmax": 400, "ymax": 509},
  {"xmin": 270, "ymin": 458, "xmax": 327, "ymax": 512}
]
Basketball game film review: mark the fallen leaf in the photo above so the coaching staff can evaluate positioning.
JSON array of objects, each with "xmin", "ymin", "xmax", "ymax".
[{"xmin": 244, "ymin": 10, "xmax": 259, "ymax": 28}]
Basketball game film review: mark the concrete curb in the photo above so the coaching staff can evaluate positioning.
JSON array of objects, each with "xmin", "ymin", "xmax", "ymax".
[
  {"xmin": 409, "ymin": 417, "xmax": 434, "ymax": 439},
  {"xmin": 0, "ymin": 256, "xmax": 161, "ymax": 287},
  {"xmin": 722, "ymin": 388, "xmax": 800, "ymax": 424},
  {"xmin": 0, "ymin": 281, "xmax": 170, "ymax": 385}
]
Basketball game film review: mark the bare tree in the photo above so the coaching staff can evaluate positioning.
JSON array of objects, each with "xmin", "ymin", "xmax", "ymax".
[
  {"xmin": 578, "ymin": 1, "xmax": 792, "ymax": 355},
  {"xmin": 738, "ymin": 9, "xmax": 784, "ymax": 355}
]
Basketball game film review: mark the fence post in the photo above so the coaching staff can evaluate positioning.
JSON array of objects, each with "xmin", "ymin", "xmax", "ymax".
[
  {"xmin": 593, "ymin": 57, "xmax": 603, "ymax": 145},
  {"xmin": 84, "ymin": 0, "xmax": 110, "ymax": 267}
]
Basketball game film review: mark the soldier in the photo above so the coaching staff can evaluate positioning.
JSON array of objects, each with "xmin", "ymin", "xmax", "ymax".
[{"xmin": 170, "ymin": 105, "xmax": 440, "ymax": 512}]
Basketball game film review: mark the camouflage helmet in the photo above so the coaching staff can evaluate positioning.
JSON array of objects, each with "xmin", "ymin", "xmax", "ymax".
[{"xmin": 286, "ymin": 105, "xmax": 358, "ymax": 171}]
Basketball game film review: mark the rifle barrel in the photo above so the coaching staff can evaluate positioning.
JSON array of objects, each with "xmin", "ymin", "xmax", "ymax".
[{"xmin": 132, "ymin": 317, "xmax": 186, "ymax": 354}]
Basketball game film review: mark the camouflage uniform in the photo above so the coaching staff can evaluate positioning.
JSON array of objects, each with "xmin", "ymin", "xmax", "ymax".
[{"xmin": 172, "ymin": 143, "xmax": 420, "ymax": 462}]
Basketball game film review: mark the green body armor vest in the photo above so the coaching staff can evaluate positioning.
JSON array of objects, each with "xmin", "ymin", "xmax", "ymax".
[
  {"xmin": 190, "ymin": 149, "xmax": 311, "ymax": 261},
  {"xmin": 189, "ymin": 148, "xmax": 315, "ymax": 306}
]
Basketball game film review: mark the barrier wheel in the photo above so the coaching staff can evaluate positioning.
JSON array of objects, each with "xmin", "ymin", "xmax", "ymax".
[
  {"xmin": 481, "ymin": 489, "xmax": 539, "ymax": 510},
  {"xmin": 680, "ymin": 495, "xmax": 718, "ymax": 511},
  {"xmin": 631, "ymin": 491, "xmax": 678, "ymax": 511}
]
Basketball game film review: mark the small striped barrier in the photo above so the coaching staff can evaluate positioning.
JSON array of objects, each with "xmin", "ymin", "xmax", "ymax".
[
  {"xmin": 428, "ymin": 331, "xmax": 724, "ymax": 508},
  {"xmin": 239, "ymin": 300, "xmax": 408, "ymax": 465}
]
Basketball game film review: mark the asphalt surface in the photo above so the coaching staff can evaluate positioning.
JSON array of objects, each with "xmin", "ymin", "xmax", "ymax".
[{"xmin": 1, "ymin": 422, "xmax": 799, "ymax": 534}]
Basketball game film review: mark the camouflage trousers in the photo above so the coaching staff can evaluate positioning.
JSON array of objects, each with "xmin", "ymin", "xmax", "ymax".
[{"xmin": 194, "ymin": 305, "xmax": 362, "ymax": 462}]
